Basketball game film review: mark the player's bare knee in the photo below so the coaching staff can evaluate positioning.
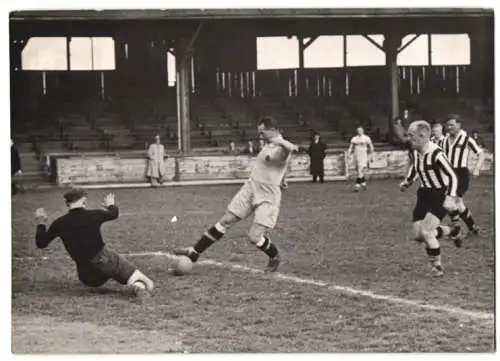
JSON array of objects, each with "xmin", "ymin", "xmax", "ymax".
[
  {"xmin": 248, "ymin": 224, "xmax": 266, "ymax": 245},
  {"xmin": 456, "ymin": 198, "xmax": 466, "ymax": 213},
  {"xmin": 421, "ymin": 219, "xmax": 439, "ymax": 241},
  {"xmin": 218, "ymin": 211, "xmax": 240, "ymax": 230},
  {"xmin": 412, "ymin": 222, "xmax": 424, "ymax": 242},
  {"xmin": 420, "ymin": 228, "xmax": 435, "ymax": 242}
]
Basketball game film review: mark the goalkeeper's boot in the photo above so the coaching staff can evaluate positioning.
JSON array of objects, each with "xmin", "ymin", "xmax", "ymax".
[
  {"xmin": 131, "ymin": 281, "xmax": 152, "ymax": 303},
  {"xmin": 173, "ymin": 247, "xmax": 199, "ymax": 263}
]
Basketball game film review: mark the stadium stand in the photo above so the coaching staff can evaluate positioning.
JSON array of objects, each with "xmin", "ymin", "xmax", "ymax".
[{"xmin": 14, "ymin": 93, "xmax": 493, "ymax": 165}]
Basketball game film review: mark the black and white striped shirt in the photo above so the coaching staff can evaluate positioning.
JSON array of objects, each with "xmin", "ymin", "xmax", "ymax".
[
  {"xmin": 430, "ymin": 135, "xmax": 445, "ymax": 149},
  {"xmin": 442, "ymin": 129, "xmax": 482, "ymax": 169},
  {"xmin": 405, "ymin": 142, "xmax": 458, "ymax": 197}
]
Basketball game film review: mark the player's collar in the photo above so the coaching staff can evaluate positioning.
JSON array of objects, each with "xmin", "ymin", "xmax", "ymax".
[
  {"xmin": 69, "ymin": 207, "xmax": 85, "ymax": 212},
  {"xmin": 449, "ymin": 129, "xmax": 465, "ymax": 145},
  {"xmin": 418, "ymin": 141, "xmax": 435, "ymax": 155}
]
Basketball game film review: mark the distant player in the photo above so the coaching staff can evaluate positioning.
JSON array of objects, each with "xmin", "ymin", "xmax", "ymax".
[
  {"xmin": 174, "ymin": 116, "xmax": 298, "ymax": 272},
  {"xmin": 35, "ymin": 189, "xmax": 154, "ymax": 298},
  {"xmin": 441, "ymin": 116, "xmax": 485, "ymax": 238},
  {"xmin": 347, "ymin": 126, "xmax": 374, "ymax": 191},
  {"xmin": 400, "ymin": 121, "xmax": 461, "ymax": 277},
  {"xmin": 430, "ymin": 123, "xmax": 445, "ymax": 148}
]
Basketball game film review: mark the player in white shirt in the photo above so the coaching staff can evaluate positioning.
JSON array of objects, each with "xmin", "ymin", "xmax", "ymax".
[
  {"xmin": 174, "ymin": 116, "xmax": 298, "ymax": 272},
  {"xmin": 347, "ymin": 127, "xmax": 374, "ymax": 191}
]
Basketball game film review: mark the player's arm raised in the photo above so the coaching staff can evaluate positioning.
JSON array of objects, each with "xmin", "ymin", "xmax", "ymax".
[
  {"xmin": 267, "ymin": 137, "xmax": 299, "ymax": 162},
  {"xmin": 270, "ymin": 137, "xmax": 299, "ymax": 154},
  {"xmin": 96, "ymin": 193, "xmax": 119, "ymax": 222},
  {"xmin": 35, "ymin": 208, "xmax": 58, "ymax": 249},
  {"xmin": 468, "ymin": 137, "xmax": 485, "ymax": 177}
]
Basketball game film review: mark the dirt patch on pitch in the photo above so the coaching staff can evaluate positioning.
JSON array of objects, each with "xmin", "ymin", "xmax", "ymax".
[{"xmin": 12, "ymin": 314, "xmax": 185, "ymax": 353}]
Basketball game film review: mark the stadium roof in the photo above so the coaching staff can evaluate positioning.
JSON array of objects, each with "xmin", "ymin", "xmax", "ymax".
[{"xmin": 9, "ymin": 8, "xmax": 494, "ymax": 21}]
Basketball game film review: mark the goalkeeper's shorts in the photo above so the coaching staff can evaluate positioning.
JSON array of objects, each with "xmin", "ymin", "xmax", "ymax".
[{"xmin": 77, "ymin": 246, "xmax": 136, "ymax": 287}]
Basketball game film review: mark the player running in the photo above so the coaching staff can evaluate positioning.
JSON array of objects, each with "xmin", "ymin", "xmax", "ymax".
[
  {"xmin": 35, "ymin": 189, "xmax": 154, "ymax": 298},
  {"xmin": 347, "ymin": 126, "xmax": 374, "ymax": 191},
  {"xmin": 399, "ymin": 121, "xmax": 461, "ymax": 277},
  {"xmin": 174, "ymin": 116, "xmax": 298, "ymax": 272},
  {"xmin": 442, "ymin": 115, "xmax": 485, "ymax": 238}
]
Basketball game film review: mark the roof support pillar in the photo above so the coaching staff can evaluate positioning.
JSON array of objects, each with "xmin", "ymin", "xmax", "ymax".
[
  {"xmin": 176, "ymin": 38, "xmax": 193, "ymax": 153},
  {"xmin": 384, "ymin": 33, "xmax": 403, "ymax": 132},
  {"xmin": 298, "ymin": 35, "xmax": 305, "ymax": 95}
]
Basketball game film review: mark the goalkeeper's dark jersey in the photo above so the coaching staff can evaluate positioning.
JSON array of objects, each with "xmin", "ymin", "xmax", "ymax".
[{"xmin": 35, "ymin": 206, "xmax": 119, "ymax": 263}]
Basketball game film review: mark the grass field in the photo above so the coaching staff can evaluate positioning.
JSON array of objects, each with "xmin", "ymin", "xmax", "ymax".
[{"xmin": 11, "ymin": 177, "xmax": 495, "ymax": 353}]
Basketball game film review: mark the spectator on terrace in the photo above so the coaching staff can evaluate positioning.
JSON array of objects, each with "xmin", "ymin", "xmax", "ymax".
[
  {"xmin": 240, "ymin": 130, "xmax": 247, "ymax": 142},
  {"xmin": 146, "ymin": 135, "xmax": 165, "ymax": 187},
  {"xmin": 299, "ymin": 116, "xmax": 308, "ymax": 129},
  {"xmin": 199, "ymin": 122, "xmax": 206, "ymax": 136},
  {"xmin": 165, "ymin": 125, "xmax": 172, "ymax": 138},
  {"xmin": 401, "ymin": 108, "xmax": 411, "ymax": 127},
  {"xmin": 243, "ymin": 140, "xmax": 256, "ymax": 156},
  {"xmin": 255, "ymin": 138, "xmax": 266, "ymax": 154},
  {"xmin": 102, "ymin": 130, "xmax": 112, "ymax": 151},
  {"xmin": 225, "ymin": 141, "xmax": 239, "ymax": 155}
]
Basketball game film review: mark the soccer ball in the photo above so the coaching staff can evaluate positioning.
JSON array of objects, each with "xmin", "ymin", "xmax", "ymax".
[{"xmin": 174, "ymin": 255, "xmax": 193, "ymax": 274}]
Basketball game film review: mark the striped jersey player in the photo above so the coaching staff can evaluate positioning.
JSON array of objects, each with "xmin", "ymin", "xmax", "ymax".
[
  {"xmin": 442, "ymin": 116, "xmax": 485, "ymax": 236},
  {"xmin": 400, "ymin": 120, "xmax": 460, "ymax": 277},
  {"xmin": 174, "ymin": 116, "xmax": 298, "ymax": 272},
  {"xmin": 430, "ymin": 123, "xmax": 445, "ymax": 148}
]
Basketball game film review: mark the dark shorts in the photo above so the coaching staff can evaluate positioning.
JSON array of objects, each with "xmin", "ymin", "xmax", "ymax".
[
  {"xmin": 412, "ymin": 188, "xmax": 447, "ymax": 222},
  {"xmin": 76, "ymin": 246, "xmax": 136, "ymax": 287},
  {"xmin": 454, "ymin": 168, "xmax": 470, "ymax": 197}
]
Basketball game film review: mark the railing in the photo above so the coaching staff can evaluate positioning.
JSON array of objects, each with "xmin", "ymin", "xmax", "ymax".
[{"xmin": 212, "ymin": 65, "xmax": 475, "ymax": 99}]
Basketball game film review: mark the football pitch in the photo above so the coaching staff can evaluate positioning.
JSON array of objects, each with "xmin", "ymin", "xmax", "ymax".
[{"xmin": 11, "ymin": 177, "xmax": 495, "ymax": 353}]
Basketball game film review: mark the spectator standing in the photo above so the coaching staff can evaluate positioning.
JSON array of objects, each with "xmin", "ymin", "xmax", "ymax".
[
  {"xmin": 147, "ymin": 135, "xmax": 165, "ymax": 187},
  {"xmin": 308, "ymin": 133, "xmax": 327, "ymax": 183}
]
